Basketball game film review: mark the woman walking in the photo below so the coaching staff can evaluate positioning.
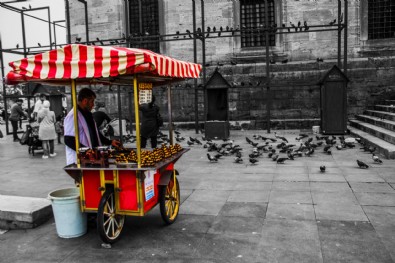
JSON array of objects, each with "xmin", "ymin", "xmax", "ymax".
[{"xmin": 37, "ymin": 100, "xmax": 57, "ymax": 159}]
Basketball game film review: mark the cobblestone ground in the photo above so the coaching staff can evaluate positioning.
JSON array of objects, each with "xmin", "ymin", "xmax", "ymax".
[{"xmin": 1, "ymin": 127, "xmax": 395, "ymax": 262}]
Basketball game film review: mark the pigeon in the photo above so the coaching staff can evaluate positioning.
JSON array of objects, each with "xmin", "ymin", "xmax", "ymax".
[
  {"xmin": 207, "ymin": 153, "xmax": 218, "ymax": 162},
  {"xmin": 336, "ymin": 145, "xmax": 342, "ymax": 150},
  {"xmin": 195, "ymin": 138, "xmax": 203, "ymax": 145},
  {"xmin": 277, "ymin": 157, "xmax": 288, "ymax": 164},
  {"xmin": 323, "ymin": 145, "xmax": 332, "ymax": 153},
  {"xmin": 187, "ymin": 141, "xmax": 194, "ymax": 146},
  {"xmin": 320, "ymin": 165, "xmax": 326, "ymax": 172},
  {"xmin": 329, "ymin": 19, "xmax": 337, "ymax": 25},
  {"xmin": 274, "ymin": 132, "xmax": 288, "ymax": 143},
  {"xmin": 372, "ymin": 154, "xmax": 383, "ymax": 164},
  {"xmin": 356, "ymin": 160, "xmax": 369, "ymax": 169},
  {"xmin": 272, "ymin": 154, "xmax": 279, "ymax": 161},
  {"xmin": 305, "ymin": 148, "xmax": 314, "ymax": 156},
  {"xmin": 249, "ymin": 158, "xmax": 258, "ymax": 165},
  {"xmin": 174, "ymin": 131, "xmax": 181, "ymax": 135},
  {"xmin": 368, "ymin": 146, "xmax": 377, "ymax": 153},
  {"xmin": 246, "ymin": 137, "xmax": 253, "ymax": 144},
  {"xmin": 296, "ymin": 134, "xmax": 309, "ymax": 141},
  {"xmin": 234, "ymin": 157, "xmax": 243, "ymax": 163}
]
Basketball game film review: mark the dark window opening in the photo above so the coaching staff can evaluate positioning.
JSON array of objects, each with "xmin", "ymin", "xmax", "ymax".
[
  {"xmin": 129, "ymin": 0, "xmax": 160, "ymax": 52},
  {"xmin": 240, "ymin": 0, "xmax": 275, "ymax": 48},
  {"xmin": 368, "ymin": 0, "xmax": 395, "ymax": 40}
]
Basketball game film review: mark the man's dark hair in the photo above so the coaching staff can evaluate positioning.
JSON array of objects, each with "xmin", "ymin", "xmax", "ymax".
[{"xmin": 78, "ymin": 88, "xmax": 96, "ymax": 102}]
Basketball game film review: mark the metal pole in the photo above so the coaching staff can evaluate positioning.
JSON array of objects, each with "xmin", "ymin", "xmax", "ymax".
[
  {"xmin": 124, "ymin": 0, "xmax": 130, "ymax": 47},
  {"xmin": 201, "ymin": 0, "xmax": 207, "ymax": 123},
  {"xmin": 71, "ymin": 80, "xmax": 80, "ymax": 166},
  {"xmin": 21, "ymin": 10, "xmax": 27, "ymax": 57},
  {"xmin": 344, "ymin": 0, "xmax": 348, "ymax": 75},
  {"xmin": 337, "ymin": 0, "xmax": 342, "ymax": 68},
  {"xmin": 167, "ymin": 85, "xmax": 174, "ymax": 145},
  {"xmin": 53, "ymin": 22, "xmax": 57, "ymax": 47},
  {"xmin": 0, "ymin": 36, "xmax": 9, "ymax": 135},
  {"xmin": 192, "ymin": 0, "xmax": 199, "ymax": 134},
  {"xmin": 264, "ymin": 0, "xmax": 271, "ymax": 133},
  {"xmin": 133, "ymin": 77, "xmax": 141, "ymax": 168},
  {"xmin": 65, "ymin": 0, "xmax": 71, "ymax": 44},
  {"xmin": 117, "ymin": 85, "xmax": 123, "ymax": 143},
  {"xmin": 47, "ymin": 8, "xmax": 52, "ymax": 49},
  {"xmin": 83, "ymin": 1, "xmax": 89, "ymax": 43}
]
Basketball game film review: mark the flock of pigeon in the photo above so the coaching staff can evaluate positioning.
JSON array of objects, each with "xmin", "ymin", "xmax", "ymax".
[{"xmin": 173, "ymin": 131, "xmax": 383, "ymax": 171}]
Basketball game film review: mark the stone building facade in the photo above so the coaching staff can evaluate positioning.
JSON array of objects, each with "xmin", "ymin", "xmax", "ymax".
[{"xmin": 67, "ymin": 0, "xmax": 395, "ymax": 128}]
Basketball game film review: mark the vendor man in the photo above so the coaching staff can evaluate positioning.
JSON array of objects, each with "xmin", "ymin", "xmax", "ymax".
[{"xmin": 64, "ymin": 88, "xmax": 121, "ymax": 165}]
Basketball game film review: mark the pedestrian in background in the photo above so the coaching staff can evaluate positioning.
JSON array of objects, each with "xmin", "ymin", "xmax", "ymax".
[
  {"xmin": 37, "ymin": 100, "xmax": 57, "ymax": 159},
  {"xmin": 55, "ymin": 115, "xmax": 64, "ymax": 144},
  {"xmin": 9, "ymin": 99, "xmax": 28, "ymax": 142},
  {"xmin": 33, "ymin": 93, "xmax": 46, "ymax": 121},
  {"xmin": 140, "ymin": 95, "xmax": 161, "ymax": 148}
]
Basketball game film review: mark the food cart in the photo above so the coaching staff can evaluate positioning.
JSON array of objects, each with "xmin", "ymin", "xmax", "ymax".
[{"xmin": 6, "ymin": 44, "xmax": 202, "ymax": 244}]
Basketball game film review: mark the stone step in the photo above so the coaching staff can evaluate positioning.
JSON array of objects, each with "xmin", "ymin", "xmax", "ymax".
[
  {"xmin": 374, "ymin": 105, "xmax": 395, "ymax": 113},
  {"xmin": 356, "ymin": 114, "xmax": 395, "ymax": 131},
  {"xmin": 364, "ymin": 110, "xmax": 395, "ymax": 122},
  {"xmin": 0, "ymin": 195, "xmax": 52, "ymax": 230},
  {"xmin": 349, "ymin": 119, "xmax": 395, "ymax": 145},
  {"xmin": 348, "ymin": 126, "xmax": 395, "ymax": 159}
]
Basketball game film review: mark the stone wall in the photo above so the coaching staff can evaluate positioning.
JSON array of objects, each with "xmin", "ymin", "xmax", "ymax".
[{"xmin": 66, "ymin": 0, "xmax": 395, "ymax": 128}]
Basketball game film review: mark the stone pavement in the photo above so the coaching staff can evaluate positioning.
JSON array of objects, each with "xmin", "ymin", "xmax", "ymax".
[{"xmin": 1, "ymin": 126, "xmax": 395, "ymax": 263}]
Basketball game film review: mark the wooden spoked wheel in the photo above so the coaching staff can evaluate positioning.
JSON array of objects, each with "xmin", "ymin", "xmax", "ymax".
[
  {"xmin": 97, "ymin": 188, "xmax": 125, "ymax": 244},
  {"xmin": 159, "ymin": 175, "xmax": 180, "ymax": 224}
]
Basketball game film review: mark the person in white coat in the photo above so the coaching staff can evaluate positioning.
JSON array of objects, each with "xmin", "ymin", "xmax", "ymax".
[{"xmin": 37, "ymin": 100, "xmax": 57, "ymax": 159}]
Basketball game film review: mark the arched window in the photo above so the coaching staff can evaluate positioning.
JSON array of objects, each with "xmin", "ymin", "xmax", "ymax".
[
  {"xmin": 240, "ymin": 0, "xmax": 276, "ymax": 47},
  {"xmin": 367, "ymin": 0, "xmax": 395, "ymax": 40}
]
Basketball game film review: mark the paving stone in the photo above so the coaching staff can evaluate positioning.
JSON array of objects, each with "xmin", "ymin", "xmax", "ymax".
[
  {"xmin": 256, "ymin": 219, "xmax": 323, "ymax": 263},
  {"xmin": 311, "ymin": 191, "xmax": 359, "ymax": 205},
  {"xmin": 314, "ymin": 203, "xmax": 368, "ymax": 221},
  {"xmin": 266, "ymin": 203, "xmax": 315, "ymax": 221},
  {"xmin": 186, "ymin": 190, "xmax": 231, "ymax": 202},
  {"xmin": 275, "ymin": 166, "xmax": 308, "ymax": 174},
  {"xmin": 344, "ymin": 173, "xmax": 386, "ymax": 183},
  {"xmin": 219, "ymin": 202, "xmax": 267, "ymax": 218},
  {"xmin": 355, "ymin": 192, "xmax": 395, "ymax": 206},
  {"xmin": 271, "ymin": 182, "xmax": 310, "ymax": 191},
  {"xmin": 194, "ymin": 233, "xmax": 260, "ymax": 262},
  {"xmin": 235, "ymin": 181, "xmax": 272, "ymax": 191},
  {"xmin": 349, "ymin": 182, "xmax": 395, "ymax": 193},
  {"xmin": 308, "ymin": 173, "xmax": 347, "ymax": 182},
  {"xmin": 179, "ymin": 200, "xmax": 225, "ymax": 216},
  {"xmin": 207, "ymin": 216, "xmax": 264, "ymax": 236},
  {"xmin": 310, "ymin": 182, "xmax": 352, "ymax": 192},
  {"xmin": 317, "ymin": 220, "xmax": 393, "ymax": 263},
  {"xmin": 269, "ymin": 190, "xmax": 312, "ymax": 204},
  {"xmin": 227, "ymin": 190, "xmax": 270, "ymax": 203},
  {"xmin": 273, "ymin": 173, "xmax": 309, "ymax": 182},
  {"xmin": 363, "ymin": 206, "xmax": 395, "ymax": 261}
]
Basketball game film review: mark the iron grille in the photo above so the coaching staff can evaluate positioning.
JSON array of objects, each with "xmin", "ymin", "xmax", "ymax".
[
  {"xmin": 129, "ymin": 0, "xmax": 160, "ymax": 52},
  {"xmin": 368, "ymin": 0, "xmax": 395, "ymax": 40},
  {"xmin": 240, "ymin": 0, "xmax": 275, "ymax": 48}
]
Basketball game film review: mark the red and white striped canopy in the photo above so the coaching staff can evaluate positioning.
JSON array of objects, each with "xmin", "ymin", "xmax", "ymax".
[{"xmin": 6, "ymin": 44, "xmax": 202, "ymax": 85}]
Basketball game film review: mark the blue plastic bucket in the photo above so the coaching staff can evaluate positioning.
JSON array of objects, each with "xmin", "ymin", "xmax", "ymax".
[{"xmin": 48, "ymin": 188, "xmax": 87, "ymax": 238}]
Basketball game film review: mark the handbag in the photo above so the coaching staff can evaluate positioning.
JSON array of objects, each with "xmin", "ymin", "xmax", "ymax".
[{"xmin": 20, "ymin": 129, "xmax": 30, "ymax": 145}]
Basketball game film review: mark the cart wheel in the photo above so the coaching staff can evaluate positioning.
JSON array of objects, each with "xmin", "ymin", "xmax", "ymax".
[
  {"xmin": 159, "ymin": 176, "xmax": 180, "ymax": 225},
  {"xmin": 97, "ymin": 188, "xmax": 125, "ymax": 244}
]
